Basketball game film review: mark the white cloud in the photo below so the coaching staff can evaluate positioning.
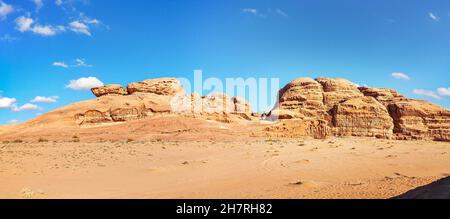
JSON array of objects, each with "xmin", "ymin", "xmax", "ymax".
[
  {"xmin": 55, "ymin": 0, "xmax": 63, "ymax": 6},
  {"xmin": 12, "ymin": 103, "xmax": 40, "ymax": 112},
  {"xmin": 15, "ymin": 16, "xmax": 34, "ymax": 32},
  {"xmin": 15, "ymin": 16, "xmax": 64, "ymax": 37},
  {"xmin": 437, "ymin": 87, "xmax": 450, "ymax": 96},
  {"xmin": 0, "ymin": 0, "xmax": 13, "ymax": 19},
  {"xmin": 31, "ymin": 96, "xmax": 59, "ymax": 103},
  {"xmin": 31, "ymin": 24, "xmax": 58, "ymax": 36},
  {"xmin": 69, "ymin": 20, "xmax": 91, "ymax": 36},
  {"xmin": 429, "ymin": 12, "xmax": 440, "ymax": 22},
  {"xmin": 0, "ymin": 34, "xmax": 18, "ymax": 42},
  {"xmin": 242, "ymin": 8, "xmax": 258, "ymax": 15},
  {"xmin": 66, "ymin": 77, "xmax": 104, "ymax": 90},
  {"xmin": 52, "ymin": 61, "xmax": 68, "ymax": 68},
  {"xmin": 0, "ymin": 97, "xmax": 16, "ymax": 108},
  {"xmin": 33, "ymin": 0, "xmax": 44, "ymax": 12},
  {"xmin": 53, "ymin": 58, "xmax": 92, "ymax": 68},
  {"xmin": 392, "ymin": 72, "xmax": 410, "ymax": 80},
  {"xmin": 73, "ymin": 58, "xmax": 92, "ymax": 67},
  {"xmin": 275, "ymin": 9, "xmax": 288, "ymax": 17},
  {"xmin": 412, "ymin": 89, "xmax": 441, "ymax": 100},
  {"xmin": 7, "ymin": 119, "xmax": 19, "ymax": 124}
]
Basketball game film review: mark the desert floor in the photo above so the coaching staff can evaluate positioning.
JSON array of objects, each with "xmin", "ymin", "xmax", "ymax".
[{"xmin": 0, "ymin": 137, "xmax": 449, "ymax": 199}]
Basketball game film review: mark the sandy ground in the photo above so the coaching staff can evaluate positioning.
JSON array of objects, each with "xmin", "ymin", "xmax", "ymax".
[{"xmin": 0, "ymin": 137, "xmax": 449, "ymax": 199}]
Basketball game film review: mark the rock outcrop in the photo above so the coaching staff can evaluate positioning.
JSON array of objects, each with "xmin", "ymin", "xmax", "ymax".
[
  {"xmin": 268, "ymin": 77, "xmax": 450, "ymax": 141},
  {"xmin": 270, "ymin": 78, "xmax": 328, "ymax": 120},
  {"xmin": 91, "ymin": 84, "xmax": 127, "ymax": 97},
  {"xmin": 126, "ymin": 78, "xmax": 185, "ymax": 96},
  {"xmin": 358, "ymin": 87, "xmax": 407, "ymax": 106},
  {"xmin": 388, "ymin": 100, "xmax": 450, "ymax": 141},
  {"xmin": 76, "ymin": 76, "xmax": 450, "ymax": 142},
  {"xmin": 77, "ymin": 78, "xmax": 256, "ymax": 126},
  {"xmin": 331, "ymin": 96, "xmax": 393, "ymax": 138}
]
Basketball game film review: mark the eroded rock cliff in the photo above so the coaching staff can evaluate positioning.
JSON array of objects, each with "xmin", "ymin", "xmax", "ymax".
[{"xmin": 268, "ymin": 77, "xmax": 450, "ymax": 141}]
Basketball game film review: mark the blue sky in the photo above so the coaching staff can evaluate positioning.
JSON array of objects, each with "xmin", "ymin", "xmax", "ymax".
[{"xmin": 0, "ymin": 0, "xmax": 450, "ymax": 124}]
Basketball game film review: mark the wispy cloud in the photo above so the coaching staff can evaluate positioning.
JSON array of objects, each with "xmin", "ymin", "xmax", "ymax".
[
  {"xmin": 15, "ymin": 16, "xmax": 65, "ymax": 37},
  {"xmin": 242, "ymin": 8, "xmax": 288, "ymax": 18},
  {"xmin": 66, "ymin": 77, "xmax": 104, "ymax": 90},
  {"xmin": 52, "ymin": 58, "xmax": 92, "ymax": 68},
  {"xmin": 52, "ymin": 61, "xmax": 69, "ymax": 68},
  {"xmin": 69, "ymin": 20, "xmax": 91, "ymax": 36},
  {"xmin": 429, "ymin": 12, "xmax": 440, "ymax": 22},
  {"xmin": 392, "ymin": 72, "xmax": 410, "ymax": 81},
  {"xmin": 7, "ymin": 119, "xmax": 19, "ymax": 124},
  {"xmin": 412, "ymin": 89, "xmax": 441, "ymax": 100},
  {"xmin": 274, "ymin": 8, "xmax": 288, "ymax": 17},
  {"xmin": 33, "ymin": 0, "xmax": 44, "ymax": 12},
  {"xmin": 31, "ymin": 96, "xmax": 59, "ymax": 103},
  {"xmin": 73, "ymin": 58, "xmax": 92, "ymax": 67},
  {"xmin": 242, "ymin": 8, "xmax": 259, "ymax": 16},
  {"xmin": 12, "ymin": 103, "xmax": 40, "ymax": 112},
  {"xmin": 437, "ymin": 87, "xmax": 450, "ymax": 96},
  {"xmin": 0, "ymin": 0, "xmax": 13, "ymax": 20},
  {"xmin": 0, "ymin": 34, "xmax": 18, "ymax": 42}
]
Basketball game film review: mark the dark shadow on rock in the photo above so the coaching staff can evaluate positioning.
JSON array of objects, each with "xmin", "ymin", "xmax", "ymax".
[{"xmin": 393, "ymin": 177, "xmax": 450, "ymax": 199}]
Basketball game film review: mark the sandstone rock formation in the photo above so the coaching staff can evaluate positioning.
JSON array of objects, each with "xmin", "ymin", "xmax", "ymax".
[
  {"xmin": 91, "ymin": 84, "xmax": 128, "ymax": 97},
  {"xmin": 332, "ymin": 96, "xmax": 393, "ymax": 138},
  {"xmin": 268, "ymin": 77, "xmax": 450, "ymax": 141},
  {"xmin": 269, "ymin": 78, "xmax": 327, "ymax": 120},
  {"xmin": 75, "ymin": 78, "xmax": 256, "ymax": 126},
  {"xmin": 388, "ymin": 100, "xmax": 450, "ymax": 141},
  {"xmin": 1, "ymin": 76, "xmax": 448, "ymax": 142},
  {"xmin": 126, "ymin": 78, "xmax": 185, "ymax": 96}
]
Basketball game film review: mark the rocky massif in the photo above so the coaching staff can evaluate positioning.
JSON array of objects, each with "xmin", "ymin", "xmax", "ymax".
[
  {"xmin": 0, "ymin": 76, "xmax": 448, "ymax": 142},
  {"xmin": 266, "ymin": 77, "xmax": 450, "ymax": 141},
  {"xmin": 85, "ymin": 76, "xmax": 449, "ymax": 142},
  {"xmin": 76, "ymin": 78, "xmax": 256, "ymax": 126}
]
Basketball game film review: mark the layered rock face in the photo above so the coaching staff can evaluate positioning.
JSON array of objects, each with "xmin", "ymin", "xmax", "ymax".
[
  {"xmin": 269, "ymin": 78, "xmax": 327, "ymax": 120},
  {"xmin": 269, "ymin": 77, "xmax": 450, "ymax": 141},
  {"xmin": 126, "ymin": 78, "xmax": 185, "ymax": 96},
  {"xmin": 91, "ymin": 84, "xmax": 128, "ymax": 97},
  {"xmin": 78, "ymin": 76, "xmax": 449, "ymax": 142},
  {"xmin": 388, "ymin": 100, "xmax": 450, "ymax": 141},
  {"xmin": 332, "ymin": 97, "xmax": 393, "ymax": 138},
  {"xmin": 76, "ymin": 78, "xmax": 255, "ymax": 126}
]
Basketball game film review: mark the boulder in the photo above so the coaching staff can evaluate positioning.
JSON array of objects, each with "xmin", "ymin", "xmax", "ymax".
[
  {"xmin": 91, "ymin": 84, "xmax": 127, "ymax": 97},
  {"xmin": 127, "ymin": 78, "xmax": 185, "ymax": 96}
]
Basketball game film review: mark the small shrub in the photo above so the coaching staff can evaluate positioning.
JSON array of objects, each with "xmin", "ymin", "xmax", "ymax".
[
  {"xmin": 12, "ymin": 139, "xmax": 23, "ymax": 143},
  {"xmin": 126, "ymin": 138, "xmax": 134, "ymax": 143},
  {"xmin": 71, "ymin": 135, "xmax": 80, "ymax": 143},
  {"xmin": 38, "ymin": 138, "xmax": 49, "ymax": 143}
]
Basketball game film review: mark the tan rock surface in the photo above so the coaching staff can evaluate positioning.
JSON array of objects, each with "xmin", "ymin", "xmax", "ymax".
[
  {"xmin": 126, "ymin": 78, "xmax": 185, "ymax": 96},
  {"xmin": 315, "ymin": 77, "xmax": 364, "ymax": 110},
  {"xmin": 388, "ymin": 100, "xmax": 450, "ymax": 141},
  {"xmin": 91, "ymin": 84, "xmax": 127, "ymax": 97},
  {"xmin": 331, "ymin": 96, "xmax": 393, "ymax": 138}
]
